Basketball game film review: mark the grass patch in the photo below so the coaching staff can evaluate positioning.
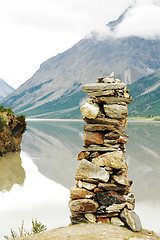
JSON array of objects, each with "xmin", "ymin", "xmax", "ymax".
[
  {"xmin": 4, "ymin": 219, "xmax": 47, "ymax": 239},
  {"xmin": 129, "ymin": 116, "xmax": 160, "ymax": 121}
]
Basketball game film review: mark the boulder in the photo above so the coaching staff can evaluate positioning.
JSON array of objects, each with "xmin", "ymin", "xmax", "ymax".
[
  {"xmin": 80, "ymin": 102, "xmax": 99, "ymax": 119},
  {"xmin": 82, "ymin": 83, "xmax": 126, "ymax": 92},
  {"xmin": 84, "ymin": 131, "xmax": 104, "ymax": 145},
  {"xmin": 92, "ymin": 150, "xmax": 126, "ymax": 169},
  {"xmin": 84, "ymin": 124, "xmax": 118, "ymax": 132},
  {"xmin": 82, "ymin": 145, "xmax": 120, "ymax": 152},
  {"xmin": 104, "ymin": 139, "xmax": 118, "ymax": 145},
  {"xmin": 84, "ymin": 117, "xmax": 119, "ymax": 125},
  {"xmin": 98, "ymin": 73, "xmax": 115, "ymax": 83},
  {"xmin": 90, "ymin": 152, "xmax": 100, "ymax": 158},
  {"xmin": 77, "ymin": 151, "xmax": 91, "ymax": 160},
  {"xmin": 98, "ymin": 183, "xmax": 128, "ymax": 192},
  {"xmin": 104, "ymin": 132, "xmax": 120, "ymax": 140},
  {"xmin": 99, "ymin": 97, "xmax": 133, "ymax": 104},
  {"xmin": 117, "ymin": 134, "xmax": 128, "ymax": 144},
  {"xmin": 93, "ymin": 188, "xmax": 103, "ymax": 193},
  {"xmin": 70, "ymin": 215, "xmax": 89, "ymax": 224},
  {"xmin": 111, "ymin": 217, "xmax": 124, "ymax": 227},
  {"xmin": 123, "ymin": 193, "xmax": 135, "ymax": 204},
  {"xmin": 75, "ymin": 159, "xmax": 110, "ymax": 183},
  {"xmin": 103, "ymin": 143, "xmax": 120, "ymax": 148},
  {"xmin": 126, "ymin": 202, "xmax": 135, "ymax": 210},
  {"xmin": 96, "ymin": 191, "xmax": 125, "ymax": 206},
  {"xmin": 105, "ymin": 203, "xmax": 126, "ymax": 213},
  {"xmin": 69, "ymin": 199, "xmax": 99, "ymax": 213},
  {"xmin": 70, "ymin": 187, "xmax": 95, "ymax": 199},
  {"xmin": 96, "ymin": 213, "xmax": 118, "ymax": 217},
  {"xmin": 96, "ymin": 217, "xmax": 110, "ymax": 223},
  {"xmin": 85, "ymin": 213, "xmax": 96, "ymax": 223},
  {"xmin": 77, "ymin": 180, "xmax": 97, "ymax": 191},
  {"xmin": 113, "ymin": 175, "xmax": 129, "ymax": 186},
  {"xmin": 120, "ymin": 208, "xmax": 142, "ymax": 232},
  {"xmin": 104, "ymin": 104, "xmax": 128, "ymax": 119},
  {"xmin": 87, "ymin": 89, "xmax": 115, "ymax": 97}
]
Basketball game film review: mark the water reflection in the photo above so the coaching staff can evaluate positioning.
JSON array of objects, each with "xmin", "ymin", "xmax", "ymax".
[
  {"xmin": 22, "ymin": 120, "xmax": 160, "ymax": 200},
  {"xmin": 127, "ymin": 123, "xmax": 160, "ymax": 201},
  {"xmin": 1, "ymin": 120, "xmax": 160, "ymax": 237},
  {"xmin": 22, "ymin": 120, "xmax": 84, "ymax": 188},
  {"xmin": 126, "ymin": 122, "xmax": 160, "ymax": 233},
  {"xmin": 22, "ymin": 120, "xmax": 160, "ymax": 234},
  {"xmin": 0, "ymin": 151, "xmax": 70, "ymax": 238},
  {"xmin": 0, "ymin": 151, "xmax": 25, "ymax": 192}
]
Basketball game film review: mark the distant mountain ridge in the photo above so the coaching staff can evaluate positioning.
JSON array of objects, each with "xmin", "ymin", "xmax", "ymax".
[
  {"xmin": 0, "ymin": 79, "xmax": 14, "ymax": 101},
  {"xmin": 1, "ymin": 7, "xmax": 160, "ymax": 118},
  {"xmin": 128, "ymin": 69, "xmax": 160, "ymax": 117}
]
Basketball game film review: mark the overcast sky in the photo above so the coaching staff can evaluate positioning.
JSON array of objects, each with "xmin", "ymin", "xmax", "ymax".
[{"xmin": 0, "ymin": 0, "xmax": 160, "ymax": 89}]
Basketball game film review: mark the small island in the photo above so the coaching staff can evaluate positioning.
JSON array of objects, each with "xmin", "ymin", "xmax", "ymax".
[{"xmin": 0, "ymin": 106, "xmax": 26, "ymax": 156}]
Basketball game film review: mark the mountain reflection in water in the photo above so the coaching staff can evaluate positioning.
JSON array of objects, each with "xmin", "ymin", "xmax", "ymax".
[
  {"xmin": 22, "ymin": 120, "xmax": 160, "ymax": 234},
  {"xmin": 22, "ymin": 120, "xmax": 160, "ymax": 201},
  {"xmin": 0, "ymin": 120, "xmax": 160, "ymax": 237},
  {"xmin": 126, "ymin": 122, "xmax": 160, "ymax": 201},
  {"xmin": 22, "ymin": 120, "xmax": 84, "ymax": 189}
]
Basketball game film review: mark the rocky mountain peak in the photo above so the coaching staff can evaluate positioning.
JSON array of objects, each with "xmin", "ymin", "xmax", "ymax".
[
  {"xmin": 107, "ymin": 6, "xmax": 133, "ymax": 31},
  {"xmin": 0, "ymin": 79, "xmax": 14, "ymax": 101},
  {"xmin": 1, "ymin": 7, "xmax": 160, "ymax": 118}
]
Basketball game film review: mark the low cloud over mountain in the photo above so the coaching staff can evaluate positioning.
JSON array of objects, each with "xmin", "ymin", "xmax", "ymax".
[{"xmin": 93, "ymin": 0, "xmax": 160, "ymax": 40}]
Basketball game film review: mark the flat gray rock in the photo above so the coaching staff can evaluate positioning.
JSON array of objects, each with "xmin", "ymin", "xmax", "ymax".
[
  {"xmin": 75, "ymin": 159, "xmax": 110, "ymax": 183},
  {"xmin": 104, "ymin": 104, "xmax": 128, "ymax": 119},
  {"xmin": 77, "ymin": 180, "xmax": 97, "ymax": 190},
  {"xmin": 84, "ymin": 124, "xmax": 118, "ymax": 132},
  {"xmin": 82, "ymin": 83, "xmax": 126, "ymax": 92},
  {"xmin": 105, "ymin": 203, "xmax": 126, "ymax": 213},
  {"xmin": 120, "ymin": 208, "xmax": 142, "ymax": 232},
  {"xmin": 84, "ymin": 117, "xmax": 120, "ymax": 126},
  {"xmin": 82, "ymin": 145, "xmax": 120, "ymax": 152},
  {"xmin": 98, "ymin": 183, "xmax": 128, "ymax": 192},
  {"xmin": 113, "ymin": 175, "xmax": 129, "ymax": 186},
  {"xmin": 87, "ymin": 89, "xmax": 115, "ymax": 97},
  {"xmin": 69, "ymin": 199, "xmax": 99, "ymax": 213},
  {"xmin": 70, "ymin": 187, "xmax": 95, "ymax": 200},
  {"xmin": 99, "ymin": 96, "xmax": 133, "ymax": 104},
  {"xmin": 92, "ymin": 150, "xmax": 126, "ymax": 169}
]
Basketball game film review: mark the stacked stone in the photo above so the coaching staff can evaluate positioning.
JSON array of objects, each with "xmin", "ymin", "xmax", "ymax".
[{"xmin": 69, "ymin": 73, "xmax": 142, "ymax": 232}]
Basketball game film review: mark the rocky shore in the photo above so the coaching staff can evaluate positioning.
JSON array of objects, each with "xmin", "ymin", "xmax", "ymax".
[{"xmin": 0, "ymin": 107, "xmax": 26, "ymax": 155}]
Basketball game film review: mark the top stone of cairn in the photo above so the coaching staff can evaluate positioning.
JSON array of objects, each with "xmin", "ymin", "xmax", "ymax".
[{"xmin": 82, "ymin": 72, "xmax": 126, "ymax": 92}]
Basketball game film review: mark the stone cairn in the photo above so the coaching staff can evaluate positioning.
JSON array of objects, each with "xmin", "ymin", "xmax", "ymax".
[{"xmin": 69, "ymin": 73, "xmax": 142, "ymax": 232}]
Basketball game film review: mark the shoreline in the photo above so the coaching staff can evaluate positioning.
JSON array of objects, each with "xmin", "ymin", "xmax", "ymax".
[{"xmin": 26, "ymin": 118, "xmax": 160, "ymax": 123}]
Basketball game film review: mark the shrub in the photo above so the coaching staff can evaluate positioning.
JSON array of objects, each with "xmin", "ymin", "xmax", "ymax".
[
  {"xmin": 0, "ymin": 105, "xmax": 13, "ymax": 115},
  {"xmin": 4, "ymin": 219, "xmax": 47, "ymax": 239},
  {"xmin": 32, "ymin": 218, "xmax": 47, "ymax": 234},
  {"xmin": 0, "ymin": 115, "xmax": 6, "ymax": 131}
]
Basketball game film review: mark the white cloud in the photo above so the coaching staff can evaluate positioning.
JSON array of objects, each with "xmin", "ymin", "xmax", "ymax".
[
  {"xmin": 114, "ymin": 0, "xmax": 160, "ymax": 38},
  {"xmin": 0, "ymin": 0, "xmax": 137, "ymax": 88},
  {"xmin": 2, "ymin": 0, "xmax": 160, "ymax": 88}
]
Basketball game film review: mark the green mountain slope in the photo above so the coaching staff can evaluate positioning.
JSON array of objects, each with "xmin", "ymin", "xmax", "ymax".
[
  {"xmin": 17, "ymin": 89, "xmax": 86, "ymax": 119},
  {"xmin": 1, "ymin": 6, "xmax": 160, "ymax": 118},
  {"xmin": 128, "ymin": 70, "xmax": 160, "ymax": 117}
]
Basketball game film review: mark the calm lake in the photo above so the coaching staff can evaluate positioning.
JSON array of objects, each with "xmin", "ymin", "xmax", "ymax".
[{"xmin": 0, "ymin": 120, "xmax": 160, "ymax": 238}]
